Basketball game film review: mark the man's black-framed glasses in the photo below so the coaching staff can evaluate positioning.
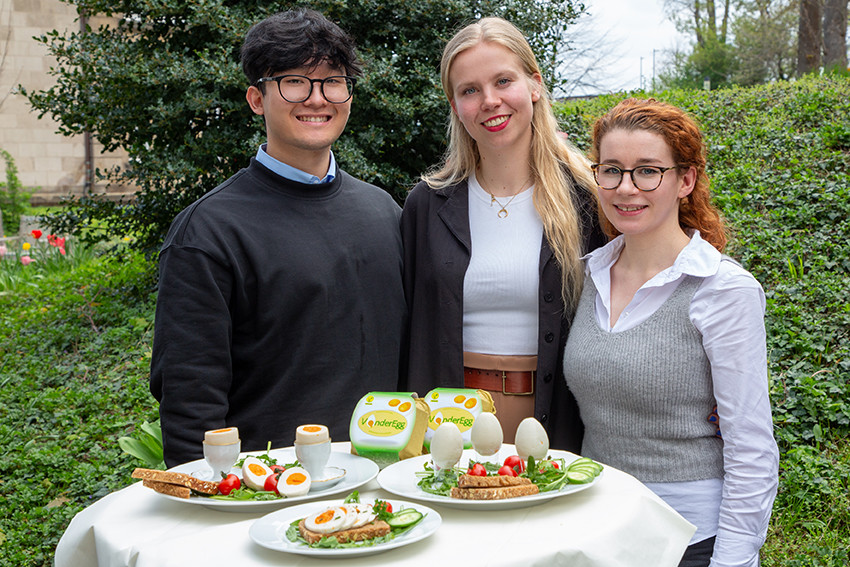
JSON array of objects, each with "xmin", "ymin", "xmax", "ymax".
[
  {"xmin": 255, "ymin": 74, "xmax": 357, "ymax": 104},
  {"xmin": 591, "ymin": 163, "xmax": 678, "ymax": 192}
]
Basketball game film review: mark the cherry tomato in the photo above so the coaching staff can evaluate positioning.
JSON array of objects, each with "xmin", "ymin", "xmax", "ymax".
[
  {"xmin": 498, "ymin": 465, "xmax": 518, "ymax": 477},
  {"xmin": 270, "ymin": 464, "xmax": 286, "ymax": 474},
  {"xmin": 504, "ymin": 455, "xmax": 526, "ymax": 474},
  {"xmin": 374, "ymin": 500, "xmax": 393, "ymax": 514},
  {"xmin": 468, "ymin": 463, "xmax": 487, "ymax": 477},
  {"xmin": 263, "ymin": 472, "xmax": 279, "ymax": 494},
  {"xmin": 218, "ymin": 473, "xmax": 241, "ymax": 495}
]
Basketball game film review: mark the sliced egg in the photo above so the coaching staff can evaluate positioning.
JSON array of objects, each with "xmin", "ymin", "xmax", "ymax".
[
  {"xmin": 338, "ymin": 505, "xmax": 360, "ymax": 529},
  {"xmin": 304, "ymin": 506, "xmax": 348, "ymax": 534},
  {"xmin": 350, "ymin": 503, "xmax": 377, "ymax": 528},
  {"xmin": 514, "ymin": 417, "xmax": 550, "ymax": 460},
  {"xmin": 471, "ymin": 411, "xmax": 503, "ymax": 456},
  {"xmin": 241, "ymin": 456, "xmax": 273, "ymax": 491},
  {"xmin": 430, "ymin": 421, "xmax": 464, "ymax": 470},
  {"xmin": 277, "ymin": 466, "xmax": 312, "ymax": 497}
]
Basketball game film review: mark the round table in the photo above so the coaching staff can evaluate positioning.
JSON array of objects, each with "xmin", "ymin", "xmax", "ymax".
[{"xmin": 55, "ymin": 443, "xmax": 695, "ymax": 567}]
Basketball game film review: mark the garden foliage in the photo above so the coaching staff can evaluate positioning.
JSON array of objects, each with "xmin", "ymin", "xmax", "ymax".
[
  {"xmin": 557, "ymin": 74, "xmax": 850, "ymax": 564},
  {"xmin": 1, "ymin": 75, "xmax": 848, "ymax": 566}
]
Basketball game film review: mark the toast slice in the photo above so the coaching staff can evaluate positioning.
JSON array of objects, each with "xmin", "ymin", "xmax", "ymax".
[
  {"xmin": 450, "ymin": 483, "xmax": 539, "ymax": 500},
  {"xmin": 142, "ymin": 479, "xmax": 193, "ymax": 499},
  {"xmin": 298, "ymin": 519, "xmax": 392, "ymax": 544},
  {"xmin": 132, "ymin": 468, "xmax": 220, "ymax": 495},
  {"xmin": 457, "ymin": 474, "xmax": 533, "ymax": 488}
]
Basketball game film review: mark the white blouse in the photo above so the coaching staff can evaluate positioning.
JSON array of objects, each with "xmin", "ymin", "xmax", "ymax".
[{"xmin": 582, "ymin": 232, "xmax": 779, "ymax": 567}]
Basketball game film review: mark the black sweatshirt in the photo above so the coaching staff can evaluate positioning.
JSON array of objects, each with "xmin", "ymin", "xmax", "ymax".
[{"xmin": 151, "ymin": 159, "xmax": 406, "ymax": 467}]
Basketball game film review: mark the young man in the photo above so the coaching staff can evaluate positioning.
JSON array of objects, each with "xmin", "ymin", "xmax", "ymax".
[{"xmin": 150, "ymin": 9, "xmax": 406, "ymax": 467}]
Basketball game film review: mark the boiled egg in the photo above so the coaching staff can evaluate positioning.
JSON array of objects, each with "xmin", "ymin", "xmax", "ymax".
[
  {"xmin": 295, "ymin": 424, "xmax": 329, "ymax": 444},
  {"xmin": 514, "ymin": 417, "xmax": 550, "ymax": 460},
  {"xmin": 430, "ymin": 421, "xmax": 464, "ymax": 470},
  {"xmin": 348, "ymin": 504, "xmax": 377, "ymax": 528},
  {"xmin": 277, "ymin": 466, "xmax": 312, "ymax": 497},
  {"xmin": 304, "ymin": 506, "xmax": 349, "ymax": 534},
  {"xmin": 241, "ymin": 456, "xmax": 273, "ymax": 491},
  {"xmin": 470, "ymin": 411, "xmax": 503, "ymax": 456}
]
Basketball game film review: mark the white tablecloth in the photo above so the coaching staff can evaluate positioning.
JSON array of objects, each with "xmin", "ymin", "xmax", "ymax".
[{"xmin": 55, "ymin": 445, "xmax": 695, "ymax": 567}]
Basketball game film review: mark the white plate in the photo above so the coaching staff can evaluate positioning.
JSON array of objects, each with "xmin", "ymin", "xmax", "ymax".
[
  {"xmin": 249, "ymin": 498, "xmax": 441, "ymax": 557},
  {"xmin": 310, "ymin": 466, "xmax": 347, "ymax": 491},
  {"xmin": 377, "ymin": 448, "xmax": 600, "ymax": 510},
  {"xmin": 154, "ymin": 448, "xmax": 378, "ymax": 512}
]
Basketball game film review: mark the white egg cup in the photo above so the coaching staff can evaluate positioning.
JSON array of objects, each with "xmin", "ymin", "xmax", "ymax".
[
  {"xmin": 203, "ymin": 440, "xmax": 241, "ymax": 481},
  {"xmin": 295, "ymin": 439, "xmax": 331, "ymax": 480}
]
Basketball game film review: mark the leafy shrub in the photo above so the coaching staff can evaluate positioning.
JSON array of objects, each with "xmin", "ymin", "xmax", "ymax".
[
  {"xmin": 0, "ymin": 148, "xmax": 31, "ymax": 235},
  {"xmin": 557, "ymin": 76, "xmax": 850, "ymax": 564}
]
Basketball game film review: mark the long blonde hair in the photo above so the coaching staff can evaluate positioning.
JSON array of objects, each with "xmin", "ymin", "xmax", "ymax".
[{"xmin": 422, "ymin": 17, "xmax": 597, "ymax": 311}]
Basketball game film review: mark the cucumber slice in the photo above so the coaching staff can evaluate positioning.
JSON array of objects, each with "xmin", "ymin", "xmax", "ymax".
[
  {"xmin": 566, "ymin": 470, "xmax": 596, "ymax": 484},
  {"xmin": 568, "ymin": 458, "xmax": 603, "ymax": 475},
  {"xmin": 569, "ymin": 463, "xmax": 602, "ymax": 474},
  {"xmin": 386, "ymin": 508, "xmax": 423, "ymax": 528}
]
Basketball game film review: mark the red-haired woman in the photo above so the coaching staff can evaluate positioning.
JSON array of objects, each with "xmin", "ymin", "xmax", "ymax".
[{"xmin": 562, "ymin": 98, "xmax": 778, "ymax": 567}]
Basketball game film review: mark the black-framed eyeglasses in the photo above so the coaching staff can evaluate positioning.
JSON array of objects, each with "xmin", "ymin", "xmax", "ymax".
[
  {"xmin": 590, "ymin": 163, "xmax": 678, "ymax": 192},
  {"xmin": 254, "ymin": 74, "xmax": 357, "ymax": 104}
]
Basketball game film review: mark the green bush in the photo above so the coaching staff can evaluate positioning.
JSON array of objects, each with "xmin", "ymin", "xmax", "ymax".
[
  {"xmin": 0, "ymin": 148, "xmax": 31, "ymax": 235},
  {"xmin": 556, "ymin": 75, "xmax": 850, "ymax": 563}
]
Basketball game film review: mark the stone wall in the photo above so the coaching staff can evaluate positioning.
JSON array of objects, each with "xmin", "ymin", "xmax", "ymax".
[{"xmin": 0, "ymin": 0, "xmax": 135, "ymax": 206}]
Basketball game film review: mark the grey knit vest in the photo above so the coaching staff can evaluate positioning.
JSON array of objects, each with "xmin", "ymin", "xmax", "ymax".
[{"xmin": 563, "ymin": 275, "xmax": 724, "ymax": 483}]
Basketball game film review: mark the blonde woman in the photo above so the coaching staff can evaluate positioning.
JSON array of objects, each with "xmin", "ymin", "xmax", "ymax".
[{"xmin": 400, "ymin": 17, "xmax": 605, "ymax": 447}]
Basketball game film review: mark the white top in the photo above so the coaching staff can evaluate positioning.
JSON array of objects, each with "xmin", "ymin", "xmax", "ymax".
[
  {"xmin": 583, "ymin": 232, "xmax": 779, "ymax": 567},
  {"xmin": 463, "ymin": 172, "xmax": 542, "ymax": 356}
]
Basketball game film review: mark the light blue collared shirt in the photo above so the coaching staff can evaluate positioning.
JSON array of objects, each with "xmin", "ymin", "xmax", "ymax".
[{"xmin": 255, "ymin": 144, "xmax": 336, "ymax": 184}]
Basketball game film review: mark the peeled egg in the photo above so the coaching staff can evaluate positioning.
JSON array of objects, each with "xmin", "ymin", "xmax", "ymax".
[
  {"xmin": 241, "ymin": 456, "xmax": 273, "ymax": 491},
  {"xmin": 514, "ymin": 417, "xmax": 550, "ymax": 460},
  {"xmin": 295, "ymin": 424, "xmax": 329, "ymax": 444},
  {"xmin": 304, "ymin": 506, "xmax": 348, "ymax": 533},
  {"xmin": 349, "ymin": 503, "xmax": 376, "ymax": 528},
  {"xmin": 430, "ymin": 421, "xmax": 464, "ymax": 470},
  {"xmin": 470, "ymin": 412, "xmax": 503, "ymax": 456},
  {"xmin": 277, "ymin": 466, "xmax": 312, "ymax": 497}
]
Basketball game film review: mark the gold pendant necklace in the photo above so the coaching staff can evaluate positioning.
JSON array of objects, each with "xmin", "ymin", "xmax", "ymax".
[
  {"xmin": 489, "ymin": 193, "xmax": 519, "ymax": 218},
  {"xmin": 482, "ymin": 176, "xmax": 531, "ymax": 219}
]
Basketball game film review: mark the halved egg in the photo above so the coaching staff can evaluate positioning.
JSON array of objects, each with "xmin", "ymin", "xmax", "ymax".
[
  {"xmin": 241, "ymin": 456, "xmax": 273, "ymax": 491},
  {"xmin": 277, "ymin": 466, "xmax": 312, "ymax": 497}
]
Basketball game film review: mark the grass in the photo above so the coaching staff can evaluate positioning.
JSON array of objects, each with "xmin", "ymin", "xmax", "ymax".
[{"xmin": 1, "ymin": 74, "xmax": 849, "ymax": 566}]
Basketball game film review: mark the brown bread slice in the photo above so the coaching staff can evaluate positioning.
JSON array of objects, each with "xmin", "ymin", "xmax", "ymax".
[
  {"xmin": 142, "ymin": 479, "xmax": 192, "ymax": 499},
  {"xmin": 132, "ymin": 468, "xmax": 220, "ymax": 495},
  {"xmin": 457, "ymin": 474, "xmax": 533, "ymax": 488},
  {"xmin": 298, "ymin": 519, "xmax": 392, "ymax": 544},
  {"xmin": 450, "ymin": 483, "xmax": 539, "ymax": 500}
]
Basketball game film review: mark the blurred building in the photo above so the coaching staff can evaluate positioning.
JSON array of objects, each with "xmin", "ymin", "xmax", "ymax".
[{"xmin": 0, "ymin": 0, "xmax": 134, "ymax": 207}]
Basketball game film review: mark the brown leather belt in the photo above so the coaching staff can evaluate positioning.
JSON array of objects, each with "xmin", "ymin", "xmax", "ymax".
[{"xmin": 463, "ymin": 367, "xmax": 535, "ymax": 395}]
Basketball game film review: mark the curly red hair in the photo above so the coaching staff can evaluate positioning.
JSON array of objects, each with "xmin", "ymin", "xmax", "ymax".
[{"xmin": 590, "ymin": 98, "xmax": 727, "ymax": 251}]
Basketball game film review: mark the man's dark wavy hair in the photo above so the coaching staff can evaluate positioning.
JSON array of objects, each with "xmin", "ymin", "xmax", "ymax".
[{"xmin": 240, "ymin": 8, "xmax": 362, "ymax": 89}]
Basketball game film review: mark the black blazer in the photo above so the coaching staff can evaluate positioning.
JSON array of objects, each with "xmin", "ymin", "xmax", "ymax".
[{"xmin": 399, "ymin": 176, "xmax": 606, "ymax": 452}]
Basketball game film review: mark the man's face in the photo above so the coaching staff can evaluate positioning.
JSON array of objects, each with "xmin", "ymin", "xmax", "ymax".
[{"xmin": 246, "ymin": 60, "xmax": 351, "ymax": 171}]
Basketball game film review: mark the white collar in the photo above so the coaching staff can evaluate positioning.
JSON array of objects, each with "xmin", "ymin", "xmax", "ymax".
[{"xmin": 584, "ymin": 231, "xmax": 722, "ymax": 289}]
